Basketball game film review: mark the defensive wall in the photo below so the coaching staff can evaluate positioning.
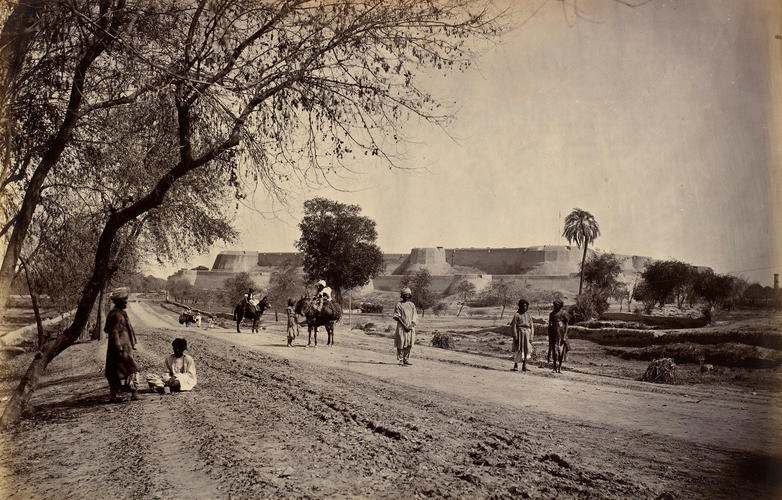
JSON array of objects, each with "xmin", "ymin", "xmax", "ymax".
[
  {"xmin": 444, "ymin": 246, "xmax": 584, "ymax": 275},
  {"xmin": 371, "ymin": 274, "xmax": 580, "ymax": 295},
  {"xmin": 170, "ymin": 245, "xmax": 648, "ymax": 295},
  {"xmin": 172, "ymin": 268, "xmax": 270, "ymax": 290}
]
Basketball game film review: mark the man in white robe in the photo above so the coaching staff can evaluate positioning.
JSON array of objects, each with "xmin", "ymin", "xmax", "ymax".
[
  {"xmin": 393, "ymin": 287, "xmax": 418, "ymax": 366},
  {"xmin": 147, "ymin": 338, "xmax": 197, "ymax": 392}
]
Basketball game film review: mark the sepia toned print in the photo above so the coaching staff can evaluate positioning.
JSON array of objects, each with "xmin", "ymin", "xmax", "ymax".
[{"xmin": 0, "ymin": 1, "xmax": 780, "ymax": 498}]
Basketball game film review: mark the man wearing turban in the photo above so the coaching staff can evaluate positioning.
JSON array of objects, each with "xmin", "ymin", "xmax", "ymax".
[{"xmin": 393, "ymin": 287, "xmax": 418, "ymax": 366}]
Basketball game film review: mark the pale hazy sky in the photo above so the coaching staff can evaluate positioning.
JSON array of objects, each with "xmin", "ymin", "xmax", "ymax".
[{"xmin": 156, "ymin": 0, "xmax": 782, "ymax": 285}]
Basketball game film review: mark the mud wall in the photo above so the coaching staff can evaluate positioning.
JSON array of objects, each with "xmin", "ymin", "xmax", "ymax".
[
  {"xmin": 192, "ymin": 270, "xmax": 269, "ymax": 290},
  {"xmin": 491, "ymin": 275, "xmax": 580, "ymax": 295},
  {"xmin": 255, "ymin": 252, "xmax": 302, "ymax": 267},
  {"xmin": 211, "ymin": 251, "xmax": 260, "ymax": 272},
  {"xmin": 444, "ymin": 246, "xmax": 585, "ymax": 275},
  {"xmin": 373, "ymin": 274, "xmax": 492, "ymax": 294},
  {"xmin": 382, "ymin": 253, "xmax": 409, "ymax": 275}
]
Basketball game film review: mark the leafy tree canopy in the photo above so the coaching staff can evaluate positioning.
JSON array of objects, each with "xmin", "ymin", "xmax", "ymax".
[
  {"xmin": 562, "ymin": 208, "xmax": 600, "ymax": 295},
  {"xmin": 582, "ymin": 253, "xmax": 622, "ymax": 295},
  {"xmin": 222, "ymin": 272, "xmax": 259, "ymax": 307},
  {"xmin": 296, "ymin": 198, "xmax": 383, "ymax": 303},
  {"xmin": 401, "ymin": 268, "xmax": 437, "ymax": 315},
  {"xmin": 640, "ymin": 260, "xmax": 692, "ymax": 308},
  {"xmin": 267, "ymin": 259, "xmax": 304, "ymax": 311}
]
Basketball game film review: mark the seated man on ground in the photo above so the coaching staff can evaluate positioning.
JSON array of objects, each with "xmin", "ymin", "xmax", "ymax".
[{"xmin": 147, "ymin": 338, "xmax": 197, "ymax": 393}]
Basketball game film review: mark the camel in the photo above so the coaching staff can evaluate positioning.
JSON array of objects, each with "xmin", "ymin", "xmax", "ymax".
[{"xmin": 295, "ymin": 296, "xmax": 342, "ymax": 346}]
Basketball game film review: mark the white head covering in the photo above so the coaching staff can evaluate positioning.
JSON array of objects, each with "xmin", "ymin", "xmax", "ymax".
[
  {"xmin": 317, "ymin": 279, "xmax": 327, "ymax": 287},
  {"xmin": 401, "ymin": 287, "xmax": 412, "ymax": 296},
  {"xmin": 110, "ymin": 287, "xmax": 129, "ymax": 301}
]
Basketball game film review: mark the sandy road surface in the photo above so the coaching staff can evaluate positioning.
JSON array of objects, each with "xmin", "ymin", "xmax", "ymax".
[
  {"xmin": 0, "ymin": 299, "xmax": 780, "ymax": 499},
  {"xmin": 131, "ymin": 301, "xmax": 781, "ymax": 455}
]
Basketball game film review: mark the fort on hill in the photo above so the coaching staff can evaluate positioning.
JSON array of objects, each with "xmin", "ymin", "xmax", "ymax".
[{"xmin": 170, "ymin": 246, "xmax": 653, "ymax": 297}]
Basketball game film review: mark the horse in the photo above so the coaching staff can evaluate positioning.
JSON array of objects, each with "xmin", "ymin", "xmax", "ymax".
[
  {"xmin": 178, "ymin": 310, "xmax": 201, "ymax": 328},
  {"xmin": 295, "ymin": 296, "xmax": 342, "ymax": 346},
  {"xmin": 233, "ymin": 296, "xmax": 270, "ymax": 333}
]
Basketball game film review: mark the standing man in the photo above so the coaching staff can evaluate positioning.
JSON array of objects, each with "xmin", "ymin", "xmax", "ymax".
[
  {"xmin": 393, "ymin": 287, "xmax": 418, "ymax": 366},
  {"xmin": 104, "ymin": 288, "xmax": 139, "ymax": 402},
  {"xmin": 547, "ymin": 299, "xmax": 570, "ymax": 367},
  {"xmin": 286, "ymin": 298, "xmax": 299, "ymax": 346},
  {"xmin": 510, "ymin": 299, "xmax": 534, "ymax": 372}
]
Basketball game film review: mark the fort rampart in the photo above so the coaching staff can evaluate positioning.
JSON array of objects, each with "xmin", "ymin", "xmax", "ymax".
[{"xmin": 170, "ymin": 246, "xmax": 647, "ymax": 295}]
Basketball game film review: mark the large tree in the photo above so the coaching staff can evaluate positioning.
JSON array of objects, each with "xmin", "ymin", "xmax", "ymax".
[
  {"xmin": 1, "ymin": 0, "xmax": 502, "ymax": 427},
  {"xmin": 640, "ymin": 260, "xmax": 692, "ymax": 309},
  {"xmin": 483, "ymin": 278, "xmax": 521, "ymax": 319},
  {"xmin": 454, "ymin": 279, "xmax": 476, "ymax": 317},
  {"xmin": 401, "ymin": 268, "xmax": 437, "ymax": 316},
  {"xmin": 582, "ymin": 253, "xmax": 621, "ymax": 298},
  {"xmin": 562, "ymin": 208, "xmax": 600, "ymax": 295},
  {"xmin": 221, "ymin": 272, "xmax": 259, "ymax": 308},
  {"xmin": 296, "ymin": 198, "xmax": 383, "ymax": 304},
  {"xmin": 267, "ymin": 258, "xmax": 304, "ymax": 321}
]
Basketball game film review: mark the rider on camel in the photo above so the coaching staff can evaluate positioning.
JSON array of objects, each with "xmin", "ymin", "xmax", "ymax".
[{"xmin": 313, "ymin": 280, "xmax": 332, "ymax": 312}]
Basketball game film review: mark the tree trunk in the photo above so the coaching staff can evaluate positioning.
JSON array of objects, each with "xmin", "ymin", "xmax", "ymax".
[
  {"xmin": 2, "ymin": 192, "xmax": 163, "ymax": 425},
  {"xmin": 91, "ymin": 286, "xmax": 105, "ymax": 341},
  {"xmin": 1, "ymin": 30, "xmax": 245, "ymax": 426},
  {"xmin": 499, "ymin": 303, "xmax": 506, "ymax": 319},
  {"xmin": 0, "ymin": 48, "xmax": 111, "ymax": 311},
  {"xmin": 578, "ymin": 243, "xmax": 588, "ymax": 295},
  {"xmin": 457, "ymin": 302, "xmax": 464, "ymax": 317},
  {"xmin": 19, "ymin": 258, "xmax": 44, "ymax": 348},
  {"xmin": 333, "ymin": 286, "xmax": 342, "ymax": 306}
]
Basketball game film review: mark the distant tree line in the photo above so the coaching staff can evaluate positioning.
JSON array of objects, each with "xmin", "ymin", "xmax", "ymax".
[{"xmin": 574, "ymin": 254, "xmax": 777, "ymax": 318}]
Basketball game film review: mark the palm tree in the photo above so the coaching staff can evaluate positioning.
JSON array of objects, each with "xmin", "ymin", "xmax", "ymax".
[{"xmin": 562, "ymin": 208, "xmax": 601, "ymax": 295}]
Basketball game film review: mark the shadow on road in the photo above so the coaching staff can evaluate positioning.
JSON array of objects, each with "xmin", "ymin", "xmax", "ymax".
[{"xmin": 344, "ymin": 360, "xmax": 398, "ymax": 366}]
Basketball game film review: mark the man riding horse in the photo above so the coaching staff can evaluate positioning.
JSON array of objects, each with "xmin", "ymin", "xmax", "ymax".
[
  {"xmin": 234, "ymin": 289, "xmax": 269, "ymax": 333},
  {"xmin": 244, "ymin": 288, "xmax": 259, "ymax": 310}
]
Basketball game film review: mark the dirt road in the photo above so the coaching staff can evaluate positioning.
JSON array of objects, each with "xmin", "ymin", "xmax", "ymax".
[{"xmin": 1, "ymin": 299, "xmax": 780, "ymax": 499}]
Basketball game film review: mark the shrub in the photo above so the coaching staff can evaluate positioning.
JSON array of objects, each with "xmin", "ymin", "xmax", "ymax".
[
  {"xmin": 640, "ymin": 358, "xmax": 677, "ymax": 384},
  {"xmin": 571, "ymin": 289, "xmax": 609, "ymax": 322},
  {"xmin": 431, "ymin": 331, "xmax": 454, "ymax": 349},
  {"xmin": 360, "ymin": 302, "xmax": 383, "ymax": 313},
  {"xmin": 432, "ymin": 302, "xmax": 448, "ymax": 315}
]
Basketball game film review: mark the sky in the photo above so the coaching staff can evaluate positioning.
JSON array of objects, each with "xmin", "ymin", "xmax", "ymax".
[{"xmin": 152, "ymin": 0, "xmax": 782, "ymax": 286}]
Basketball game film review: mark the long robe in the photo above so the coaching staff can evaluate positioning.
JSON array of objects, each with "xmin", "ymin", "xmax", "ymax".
[
  {"xmin": 393, "ymin": 300, "xmax": 418, "ymax": 349},
  {"xmin": 165, "ymin": 354, "xmax": 197, "ymax": 391},
  {"xmin": 510, "ymin": 311, "xmax": 534, "ymax": 361},
  {"xmin": 104, "ymin": 307, "xmax": 139, "ymax": 388}
]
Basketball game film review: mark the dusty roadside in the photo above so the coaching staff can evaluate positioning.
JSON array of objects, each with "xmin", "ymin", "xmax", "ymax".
[{"xmin": 0, "ymin": 300, "xmax": 780, "ymax": 499}]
